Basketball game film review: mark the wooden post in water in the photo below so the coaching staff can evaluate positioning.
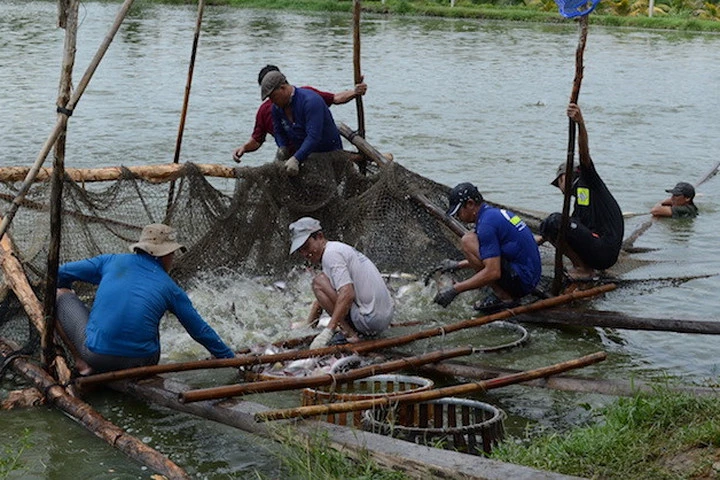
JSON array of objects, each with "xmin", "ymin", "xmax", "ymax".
[
  {"xmin": 167, "ymin": 0, "xmax": 205, "ymax": 215},
  {"xmin": 0, "ymin": 0, "xmax": 136, "ymax": 243},
  {"xmin": 42, "ymin": 0, "xmax": 79, "ymax": 367},
  {"xmin": 551, "ymin": 16, "xmax": 588, "ymax": 296}
]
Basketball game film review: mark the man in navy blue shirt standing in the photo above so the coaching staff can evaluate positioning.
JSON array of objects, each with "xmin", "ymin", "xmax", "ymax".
[
  {"xmin": 433, "ymin": 183, "xmax": 542, "ymax": 313},
  {"xmin": 260, "ymin": 70, "xmax": 343, "ymax": 176}
]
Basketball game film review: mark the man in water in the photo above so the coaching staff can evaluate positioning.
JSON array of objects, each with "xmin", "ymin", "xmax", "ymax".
[
  {"xmin": 433, "ymin": 182, "xmax": 542, "ymax": 313},
  {"xmin": 232, "ymin": 64, "xmax": 367, "ymax": 163},
  {"xmin": 289, "ymin": 217, "xmax": 394, "ymax": 349},
  {"xmin": 651, "ymin": 181, "xmax": 698, "ymax": 218},
  {"xmin": 55, "ymin": 223, "xmax": 235, "ymax": 375},
  {"xmin": 537, "ymin": 103, "xmax": 624, "ymax": 280}
]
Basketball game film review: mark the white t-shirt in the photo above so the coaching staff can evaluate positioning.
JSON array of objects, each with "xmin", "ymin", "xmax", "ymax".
[{"xmin": 321, "ymin": 241, "xmax": 394, "ymax": 321}]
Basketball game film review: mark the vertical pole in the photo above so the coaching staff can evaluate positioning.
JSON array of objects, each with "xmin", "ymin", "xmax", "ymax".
[
  {"xmin": 551, "ymin": 16, "xmax": 588, "ymax": 296},
  {"xmin": 167, "ymin": 0, "xmax": 205, "ymax": 216},
  {"xmin": 42, "ymin": 0, "xmax": 80, "ymax": 367},
  {"xmin": 353, "ymin": 0, "xmax": 365, "ymax": 139}
]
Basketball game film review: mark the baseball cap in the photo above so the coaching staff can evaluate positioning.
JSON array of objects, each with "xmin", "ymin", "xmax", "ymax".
[
  {"xmin": 666, "ymin": 181, "xmax": 695, "ymax": 199},
  {"xmin": 129, "ymin": 223, "xmax": 186, "ymax": 257},
  {"xmin": 551, "ymin": 162, "xmax": 577, "ymax": 187},
  {"xmin": 260, "ymin": 71, "xmax": 287, "ymax": 100},
  {"xmin": 446, "ymin": 182, "xmax": 483, "ymax": 216},
  {"xmin": 289, "ymin": 217, "xmax": 322, "ymax": 254}
]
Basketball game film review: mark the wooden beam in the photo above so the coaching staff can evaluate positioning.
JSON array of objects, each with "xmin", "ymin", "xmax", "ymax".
[
  {"xmin": 517, "ymin": 309, "xmax": 720, "ymax": 334},
  {"xmin": 0, "ymin": 163, "xmax": 236, "ymax": 183}
]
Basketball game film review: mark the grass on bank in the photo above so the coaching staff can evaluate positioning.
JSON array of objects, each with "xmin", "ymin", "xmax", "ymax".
[
  {"xmin": 151, "ymin": 0, "xmax": 720, "ymax": 33},
  {"xmin": 254, "ymin": 386, "xmax": 720, "ymax": 480},
  {"xmin": 491, "ymin": 386, "xmax": 720, "ymax": 479}
]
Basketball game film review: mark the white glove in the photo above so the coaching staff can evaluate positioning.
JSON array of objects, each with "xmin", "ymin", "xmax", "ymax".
[
  {"xmin": 285, "ymin": 156, "xmax": 300, "ymax": 176},
  {"xmin": 309, "ymin": 328, "xmax": 333, "ymax": 350}
]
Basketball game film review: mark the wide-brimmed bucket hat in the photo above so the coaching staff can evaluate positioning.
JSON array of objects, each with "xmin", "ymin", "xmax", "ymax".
[{"xmin": 129, "ymin": 223, "xmax": 186, "ymax": 257}]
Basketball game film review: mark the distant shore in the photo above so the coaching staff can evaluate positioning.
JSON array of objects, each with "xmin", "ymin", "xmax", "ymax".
[{"xmin": 157, "ymin": 0, "xmax": 720, "ymax": 33}]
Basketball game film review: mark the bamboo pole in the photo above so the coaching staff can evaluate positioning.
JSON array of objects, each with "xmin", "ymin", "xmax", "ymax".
[
  {"xmin": 179, "ymin": 346, "xmax": 474, "ymax": 403},
  {"xmin": 167, "ymin": 0, "xmax": 205, "ymax": 214},
  {"xmin": 43, "ymin": 0, "xmax": 79, "ymax": 367},
  {"xmin": 353, "ymin": 0, "xmax": 365, "ymax": 139},
  {"xmin": 0, "ymin": 338, "xmax": 190, "ymax": 480},
  {"xmin": 255, "ymin": 351, "xmax": 607, "ymax": 422},
  {"xmin": 75, "ymin": 283, "xmax": 615, "ymax": 388},
  {"xmin": 414, "ymin": 359, "xmax": 720, "ymax": 398},
  {"xmin": 552, "ymin": 15, "xmax": 588, "ymax": 296},
  {"xmin": 0, "ymin": 163, "xmax": 236, "ymax": 184},
  {"xmin": 0, "ymin": 0, "xmax": 135, "ymax": 243}
]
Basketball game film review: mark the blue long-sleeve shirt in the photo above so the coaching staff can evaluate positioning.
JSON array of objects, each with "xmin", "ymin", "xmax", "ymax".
[
  {"xmin": 271, "ymin": 87, "xmax": 342, "ymax": 162},
  {"xmin": 57, "ymin": 253, "xmax": 235, "ymax": 359}
]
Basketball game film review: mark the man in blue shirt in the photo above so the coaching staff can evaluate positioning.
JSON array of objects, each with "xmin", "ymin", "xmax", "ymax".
[
  {"xmin": 55, "ymin": 223, "xmax": 235, "ymax": 375},
  {"xmin": 260, "ymin": 70, "xmax": 343, "ymax": 176},
  {"xmin": 433, "ymin": 183, "xmax": 542, "ymax": 313}
]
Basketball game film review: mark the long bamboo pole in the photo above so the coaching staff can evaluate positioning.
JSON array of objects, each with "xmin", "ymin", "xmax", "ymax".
[
  {"xmin": 552, "ymin": 15, "xmax": 588, "ymax": 296},
  {"xmin": 0, "ymin": 0, "xmax": 135, "ymax": 243},
  {"xmin": 167, "ymin": 0, "xmax": 205, "ymax": 214},
  {"xmin": 75, "ymin": 283, "xmax": 614, "ymax": 388},
  {"xmin": 179, "ymin": 346, "xmax": 474, "ymax": 403},
  {"xmin": 255, "ymin": 351, "xmax": 607, "ymax": 422},
  {"xmin": 0, "ymin": 338, "xmax": 190, "ymax": 479},
  {"xmin": 43, "ymin": 0, "xmax": 79, "ymax": 367},
  {"xmin": 0, "ymin": 163, "xmax": 236, "ymax": 183},
  {"xmin": 353, "ymin": 0, "xmax": 365, "ymax": 138}
]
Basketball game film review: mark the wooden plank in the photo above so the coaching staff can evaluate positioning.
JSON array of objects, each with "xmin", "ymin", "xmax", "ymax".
[{"xmin": 517, "ymin": 309, "xmax": 720, "ymax": 334}]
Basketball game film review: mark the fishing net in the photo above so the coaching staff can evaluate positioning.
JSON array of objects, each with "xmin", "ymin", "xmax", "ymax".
[{"xmin": 554, "ymin": 0, "xmax": 601, "ymax": 17}]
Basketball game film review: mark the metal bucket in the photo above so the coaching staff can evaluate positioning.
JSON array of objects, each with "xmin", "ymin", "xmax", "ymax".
[
  {"xmin": 363, "ymin": 397, "xmax": 505, "ymax": 454},
  {"xmin": 302, "ymin": 374, "xmax": 434, "ymax": 427}
]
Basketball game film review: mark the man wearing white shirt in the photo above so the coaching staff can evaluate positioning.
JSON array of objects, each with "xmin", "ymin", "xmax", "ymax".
[{"xmin": 289, "ymin": 217, "xmax": 394, "ymax": 349}]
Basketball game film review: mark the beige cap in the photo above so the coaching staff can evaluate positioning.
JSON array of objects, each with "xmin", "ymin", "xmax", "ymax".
[{"xmin": 129, "ymin": 223, "xmax": 186, "ymax": 257}]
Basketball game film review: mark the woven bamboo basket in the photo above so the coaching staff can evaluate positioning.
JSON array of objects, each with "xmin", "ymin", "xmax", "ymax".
[
  {"xmin": 363, "ymin": 397, "xmax": 505, "ymax": 454},
  {"xmin": 301, "ymin": 374, "xmax": 434, "ymax": 427}
]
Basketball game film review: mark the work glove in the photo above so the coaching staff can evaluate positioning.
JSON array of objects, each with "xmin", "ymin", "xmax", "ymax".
[
  {"xmin": 285, "ymin": 156, "xmax": 300, "ymax": 176},
  {"xmin": 434, "ymin": 286, "xmax": 459, "ymax": 308},
  {"xmin": 309, "ymin": 328, "xmax": 333, "ymax": 350},
  {"xmin": 275, "ymin": 146, "xmax": 290, "ymax": 162},
  {"xmin": 436, "ymin": 259, "xmax": 461, "ymax": 273},
  {"xmin": 423, "ymin": 258, "xmax": 461, "ymax": 286}
]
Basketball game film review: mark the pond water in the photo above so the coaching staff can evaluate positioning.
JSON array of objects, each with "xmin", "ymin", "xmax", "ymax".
[{"xmin": 1, "ymin": 1, "xmax": 720, "ymax": 478}]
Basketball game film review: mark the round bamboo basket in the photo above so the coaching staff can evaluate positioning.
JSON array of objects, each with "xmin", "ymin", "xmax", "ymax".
[
  {"xmin": 302, "ymin": 374, "xmax": 434, "ymax": 427},
  {"xmin": 363, "ymin": 397, "xmax": 505, "ymax": 455}
]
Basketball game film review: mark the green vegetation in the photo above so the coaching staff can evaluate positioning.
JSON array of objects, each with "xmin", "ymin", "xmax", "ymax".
[
  {"xmin": 491, "ymin": 387, "xmax": 720, "ymax": 479},
  {"xmin": 150, "ymin": 0, "xmax": 720, "ymax": 32},
  {"xmin": 258, "ymin": 427, "xmax": 410, "ymax": 480},
  {"xmin": 0, "ymin": 429, "xmax": 32, "ymax": 480}
]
